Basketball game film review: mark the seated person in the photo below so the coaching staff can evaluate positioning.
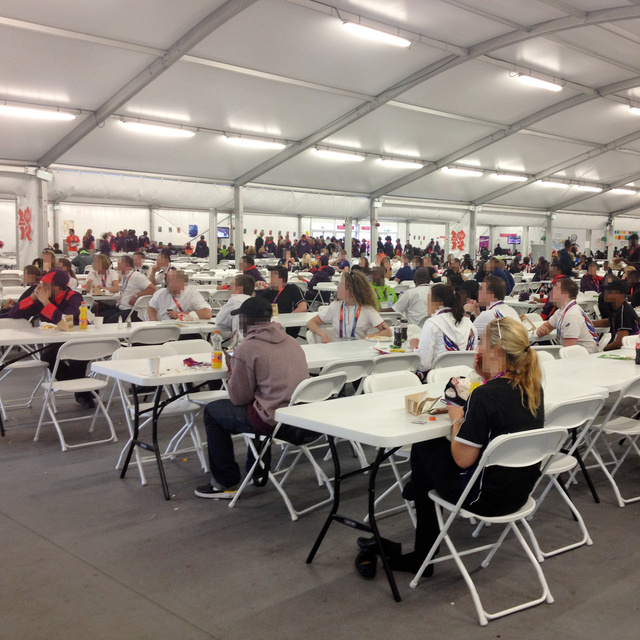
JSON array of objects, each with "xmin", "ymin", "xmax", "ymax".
[
  {"xmin": 83, "ymin": 254, "xmax": 120, "ymax": 294},
  {"xmin": 331, "ymin": 250, "xmax": 350, "ymax": 273},
  {"xmin": 302, "ymin": 255, "xmax": 335, "ymax": 304},
  {"xmin": 58, "ymin": 258, "xmax": 79, "ymax": 290},
  {"xmin": 8, "ymin": 269, "xmax": 93, "ymax": 407},
  {"xmin": 394, "ymin": 255, "xmax": 421, "ymax": 283},
  {"xmin": 486, "ymin": 257, "xmax": 514, "ymax": 295},
  {"xmin": 306, "ymin": 271, "xmax": 391, "ymax": 342},
  {"xmin": 132, "ymin": 251, "xmax": 146, "ymax": 272},
  {"xmin": 392, "ymin": 267, "xmax": 432, "ymax": 327},
  {"xmin": 371, "ymin": 318, "xmax": 543, "ymax": 574},
  {"xmin": 410, "ymin": 284, "xmax": 476, "ymax": 374},
  {"xmin": 457, "ymin": 279, "xmax": 479, "ymax": 316},
  {"xmin": 0, "ymin": 265, "xmax": 41, "ymax": 314},
  {"xmin": 71, "ymin": 249, "xmax": 93, "ymax": 274},
  {"xmin": 147, "ymin": 270, "xmax": 212, "ymax": 321},
  {"xmin": 239, "ymin": 255, "xmax": 266, "ymax": 285},
  {"xmin": 215, "ymin": 274, "xmax": 255, "ymax": 333},
  {"xmin": 195, "ymin": 297, "xmax": 309, "ymax": 499},
  {"xmin": 536, "ymin": 277, "xmax": 599, "ymax": 353},
  {"xmin": 533, "ymin": 262, "xmax": 565, "ymax": 321},
  {"xmin": 442, "ymin": 258, "xmax": 464, "ymax": 283},
  {"xmin": 261, "ymin": 266, "xmax": 308, "ymax": 338},
  {"xmin": 148, "ymin": 250, "xmax": 173, "ymax": 286},
  {"xmin": 593, "ymin": 279, "xmax": 639, "ymax": 351},
  {"xmin": 278, "ymin": 249, "xmax": 298, "ymax": 271},
  {"xmin": 99, "ymin": 256, "xmax": 156, "ymax": 323},
  {"xmin": 371, "ymin": 266, "xmax": 398, "ymax": 312},
  {"xmin": 465, "ymin": 275, "xmax": 521, "ymax": 340},
  {"xmin": 421, "ymin": 256, "xmax": 441, "ymax": 283},
  {"xmin": 580, "ymin": 261, "xmax": 603, "ymax": 293},
  {"xmin": 351, "ymin": 256, "xmax": 370, "ymax": 275}
]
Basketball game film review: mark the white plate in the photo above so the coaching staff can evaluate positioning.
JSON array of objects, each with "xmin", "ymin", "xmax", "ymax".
[{"xmin": 365, "ymin": 334, "xmax": 392, "ymax": 342}]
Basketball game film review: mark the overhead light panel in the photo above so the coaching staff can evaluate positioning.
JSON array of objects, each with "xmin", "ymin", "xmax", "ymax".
[
  {"xmin": 0, "ymin": 104, "xmax": 76, "ymax": 121},
  {"xmin": 441, "ymin": 166, "xmax": 483, "ymax": 177},
  {"xmin": 120, "ymin": 120, "xmax": 195, "ymax": 137},
  {"xmin": 342, "ymin": 21, "xmax": 411, "ymax": 48},
  {"xmin": 629, "ymin": 106, "xmax": 640, "ymax": 115},
  {"xmin": 314, "ymin": 147, "xmax": 366, "ymax": 162},
  {"xmin": 493, "ymin": 173, "xmax": 528, "ymax": 182},
  {"xmin": 538, "ymin": 180, "xmax": 569, "ymax": 188},
  {"xmin": 611, "ymin": 187, "xmax": 637, "ymax": 195},
  {"xmin": 515, "ymin": 74, "xmax": 563, "ymax": 92},
  {"xmin": 224, "ymin": 135, "xmax": 286, "ymax": 150},
  {"xmin": 379, "ymin": 158, "xmax": 424, "ymax": 169},
  {"xmin": 576, "ymin": 184, "xmax": 603, "ymax": 193}
]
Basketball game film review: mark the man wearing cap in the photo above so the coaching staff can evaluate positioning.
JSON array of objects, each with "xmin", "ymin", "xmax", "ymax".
[
  {"xmin": 302, "ymin": 254, "xmax": 335, "ymax": 304},
  {"xmin": 8, "ymin": 268, "xmax": 94, "ymax": 407},
  {"xmin": 147, "ymin": 270, "xmax": 212, "ymax": 321},
  {"xmin": 297, "ymin": 234, "xmax": 311, "ymax": 256},
  {"xmin": 195, "ymin": 297, "xmax": 309, "ymax": 499}
]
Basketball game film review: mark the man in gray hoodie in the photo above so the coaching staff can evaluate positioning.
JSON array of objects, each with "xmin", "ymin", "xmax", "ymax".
[{"xmin": 195, "ymin": 296, "xmax": 309, "ymax": 499}]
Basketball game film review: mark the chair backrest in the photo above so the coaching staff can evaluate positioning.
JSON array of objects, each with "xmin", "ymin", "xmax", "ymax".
[
  {"xmin": 524, "ymin": 312, "xmax": 543, "ymax": 326},
  {"xmin": 559, "ymin": 344, "xmax": 589, "ymax": 359},
  {"xmin": 394, "ymin": 284, "xmax": 410, "ymax": 294},
  {"xmin": 597, "ymin": 332, "xmax": 611, "ymax": 352},
  {"xmin": 432, "ymin": 351, "xmax": 476, "ymax": 370},
  {"xmin": 132, "ymin": 294, "xmax": 152, "ymax": 320},
  {"xmin": 426, "ymin": 364, "xmax": 473, "ymax": 384},
  {"xmin": 0, "ymin": 318, "xmax": 32, "ymax": 330},
  {"xmin": 362, "ymin": 370, "xmax": 422, "ymax": 394},
  {"xmin": 483, "ymin": 426, "xmax": 568, "ymax": 469},
  {"xmin": 622, "ymin": 335, "xmax": 638, "ymax": 347},
  {"xmin": 545, "ymin": 395, "xmax": 605, "ymax": 431},
  {"xmin": 306, "ymin": 325, "xmax": 335, "ymax": 344},
  {"xmin": 129, "ymin": 324, "xmax": 181, "ymax": 345},
  {"xmin": 112, "ymin": 344, "xmax": 176, "ymax": 361},
  {"xmin": 371, "ymin": 352, "xmax": 421, "ymax": 374},
  {"xmin": 532, "ymin": 345, "xmax": 561, "ymax": 359},
  {"xmin": 534, "ymin": 350, "xmax": 555, "ymax": 363},
  {"xmin": 165, "ymin": 339, "xmax": 213, "ymax": 356},
  {"xmin": 57, "ymin": 337, "xmax": 122, "ymax": 362},
  {"xmin": 290, "ymin": 372, "xmax": 347, "ymax": 405},
  {"xmin": 320, "ymin": 358, "xmax": 375, "ymax": 384}
]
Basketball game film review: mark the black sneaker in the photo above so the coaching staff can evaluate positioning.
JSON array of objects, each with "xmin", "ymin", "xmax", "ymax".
[
  {"xmin": 194, "ymin": 484, "xmax": 238, "ymax": 500},
  {"xmin": 75, "ymin": 393, "xmax": 96, "ymax": 409}
]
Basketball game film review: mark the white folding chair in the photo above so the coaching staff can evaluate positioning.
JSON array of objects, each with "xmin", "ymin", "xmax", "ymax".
[
  {"xmin": 426, "ymin": 365, "xmax": 473, "ymax": 384},
  {"xmin": 410, "ymin": 427, "xmax": 567, "ymax": 626},
  {"xmin": 559, "ymin": 345, "xmax": 589, "ymax": 359},
  {"xmin": 597, "ymin": 332, "xmax": 611, "ymax": 352},
  {"xmin": 432, "ymin": 351, "xmax": 476, "ymax": 369},
  {"xmin": 306, "ymin": 325, "xmax": 335, "ymax": 343},
  {"xmin": 127, "ymin": 324, "xmax": 180, "ymax": 345},
  {"xmin": 210, "ymin": 289, "xmax": 231, "ymax": 312},
  {"xmin": 519, "ymin": 395, "xmax": 605, "ymax": 560},
  {"xmin": 534, "ymin": 350, "xmax": 555, "ymax": 363},
  {"xmin": 0, "ymin": 318, "xmax": 50, "ymax": 420},
  {"xmin": 111, "ymin": 345, "xmax": 206, "ymax": 485},
  {"xmin": 581, "ymin": 375, "xmax": 640, "ymax": 507},
  {"xmin": 622, "ymin": 335, "xmax": 638, "ymax": 347},
  {"xmin": 125, "ymin": 294, "xmax": 152, "ymax": 322},
  {"xmin": 35, "ymin": 338, "xmax": 121, "ymax": 451},
  {"xmin": 361, "ymin": 370, "xmax": 422, "ymax": 526},
  {"xmin": 229, "ymin": 372, "xmax": 347, "ymax": 521},
  {"xmin": 532, "ymin": 345, "xmax": 562, "ymax": 359},
  {"xmin": 370, "ymin": 353, "xmax": 421, "ymax": 375},
  {"xmin": 320, "ymin": 357, "xmax": 374, "ymax": 395}
]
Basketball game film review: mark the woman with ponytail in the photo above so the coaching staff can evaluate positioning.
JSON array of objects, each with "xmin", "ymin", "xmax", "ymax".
[
  {"xmin": 363, "ymin": 317, "xmax": 544, "ymax": 574},
  {"xmin": 412, "ymin": 284, "xmax": 476, "ymax": 374}
]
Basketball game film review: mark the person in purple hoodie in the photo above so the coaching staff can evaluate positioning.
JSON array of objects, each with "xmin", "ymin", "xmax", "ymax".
[
  {"xmin": 297, "ymin": 234, "xmax": 311, "ymax": 256},
  {"xmin": 304, "ymin": 254, "xmax": 335, "ymax": 303}
]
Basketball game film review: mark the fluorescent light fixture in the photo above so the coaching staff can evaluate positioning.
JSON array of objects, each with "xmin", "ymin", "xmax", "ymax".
[
  {"xmin": 379, "ymin": 158, "xmax": 424, "ymax": 169},
  {"xmin": 314, "ymin": 147, "xmax": 366, "ymax": 162},
  {"xmin": 0, "ymin": 104, "xmax": 76, "ymax": 121},
  {"xmin": 611, "ymin": 187, "xmax": 637, "ymax": 195},
  {"xmin": 515, "ymin": 74, "xmax": 563, "ymax": 92},
  {"xmin": 224, "ymin": 135, "xmax": 286, "ymax": 150},
  {"xmin": 629, "ymin": 106, "xmax": 640, "ymax": 115},
  {"xmin": 120, "ymin": 120, "xmax": 195, "ymax": 137},
  {"xmin": 493, "ymin": 173, "xmax": 528, "ymax": 182},
  {"xmin": 538, "ymin": 180, "xmax": 569, "ymax": 188},
  {"xmin": 342, "ymin": 21, "xmax": 411, "ymax": 47},
  {"xmin": 576, "ymin": 184, "xmax": 603, "ymax": 193},
  {"xmin": 441, "ymin": 166, "xmax": 483, "ymax": 177}
]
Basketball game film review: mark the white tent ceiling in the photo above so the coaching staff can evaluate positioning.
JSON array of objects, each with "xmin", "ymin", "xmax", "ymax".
[{"xmin": 3, "ymin": 0, "xmax": 640, "ymax": 224}]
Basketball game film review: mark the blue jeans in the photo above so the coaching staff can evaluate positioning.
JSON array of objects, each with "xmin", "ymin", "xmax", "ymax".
[{"xmin": 204, "ymin": 400, "xmax": 260, "ymax": 488}]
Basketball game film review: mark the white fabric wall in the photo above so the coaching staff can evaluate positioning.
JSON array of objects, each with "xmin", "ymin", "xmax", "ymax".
[{"xmin": 0, "ymin": 200, "xmax": 16, "ymax": 252}]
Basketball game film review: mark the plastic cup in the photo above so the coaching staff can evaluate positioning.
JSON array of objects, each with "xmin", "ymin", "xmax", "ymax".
[
  {"xmin": 94, "ymin": 316, "xmax": 104, "ymax": 328},
  {"xmin": 148, "ymin": 356, "xmax": 160, "ymax": 375}
]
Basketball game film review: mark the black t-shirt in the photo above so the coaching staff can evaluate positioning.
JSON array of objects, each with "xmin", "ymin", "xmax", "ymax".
[
  {"xmin": 610, "ymin": 302, "xmax": 639, "ymax": 340},
  {"xmin": 455, "ymin": 377, "xmax": 545, "ymax": 516},
  {"xmin": 261, "ymin": 284, "xmax": 305, "ymax": 337}
]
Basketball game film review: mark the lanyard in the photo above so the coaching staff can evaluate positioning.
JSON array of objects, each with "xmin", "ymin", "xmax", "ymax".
[
  {"xmin": 437, "ymin": 307, "xmax": 451, "ymax": 315},
  {"xmin": 339, "ymin": 303, "xmax": 361, "ymax": 340},
  {"xmin": 172, "ymin": 295, "xmax": 183, "ymax": 312},
  {"xmin": 101, "ymin": 272, "xmax": 107, "ymax": 287},
  {"xmin": 557, "ymin": 301, "xmax": 577, "ymax": 338},
  {"xmin": 121, "ymin": 272, "xmax": 132, "ymax": 292},
  {"xmin": 374, "ymin": 286, "xmax": 389, "ymax": 301},
  {"xmin": 489, "ymin": 300, "xmax": 504, "ymax": 317},
  {"xmin": 273, "ymin": 286, "xmax": 285, "ymax": 303}
]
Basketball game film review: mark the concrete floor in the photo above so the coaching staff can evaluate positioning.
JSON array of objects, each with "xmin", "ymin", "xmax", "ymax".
[{"xmin": 2, "ymin": 367, "xmax": 640, "ymax": 640}]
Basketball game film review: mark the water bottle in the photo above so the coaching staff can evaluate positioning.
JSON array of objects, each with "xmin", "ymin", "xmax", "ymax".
[
  {"xmin": 211, "ymin": 330, "xmax": 223, "ymax": 369},
  {"xmin": 636, "ymin": 337, "xmax": 640, "ymax": 365}
]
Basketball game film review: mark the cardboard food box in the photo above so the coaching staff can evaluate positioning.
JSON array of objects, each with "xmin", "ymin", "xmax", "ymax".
[
  {"xmin": 56, "ymin": 315, "xmax": 75, "ymax": 332},
  {"xmin": 405, "ymin": 392, "xmax": 445, "ymax": 416}
]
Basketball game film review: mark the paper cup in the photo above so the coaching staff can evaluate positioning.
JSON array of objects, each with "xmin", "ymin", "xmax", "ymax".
[
  {"xmin": 93, "ymin": 316, "xmax": 104, "ymax": 328},
  {"xmin": 148, "ymin": 356, "xmax": 160, "ymax": 375}
]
